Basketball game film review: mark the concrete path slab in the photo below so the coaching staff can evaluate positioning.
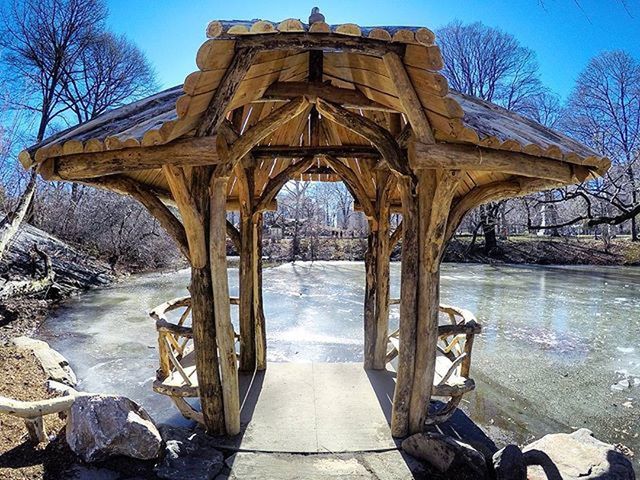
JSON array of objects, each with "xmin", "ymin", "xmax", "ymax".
[
  {"xmin": 213, "ymin": 362, "xmax": 399, "ymax": 453},
  {"xmin": 220, "ymin": 450, "xmax": 424, "ymax": 480}
]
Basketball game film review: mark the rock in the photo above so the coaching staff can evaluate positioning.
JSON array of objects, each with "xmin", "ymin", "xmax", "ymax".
[
  {"xmin": 46, "ymin": 379, "xmax": 79, "ymax": 396},
  {"xmin": 402, "ymin": 432, "xmax": 488, "ymax": 479},
  {"xmin": 493, "ymin": 444, "xmax": 527, "ymax": 480},
  {"xmin": 66, "ymin": 394, "xmax": 162, "ymax": 462},
  {"xmin": 11, "ymin": 335, "xmax": 77, "ymax": 386},
  {"xmin": 61, "ymin": 465, "xmax": 120, "ymax": 480},
  {"xmin": 523, "ymin": 428, "xmax": 635, "ymax": 479},
  {"xmin": 155, "ymin": 425, "xmax": 224, "ymax": 480}
]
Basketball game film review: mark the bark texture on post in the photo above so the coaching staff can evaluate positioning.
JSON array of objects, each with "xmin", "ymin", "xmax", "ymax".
[
  {"xmin": 188, "ymin": 166, "xmax": 226, "ymax": 435},
  {"xmin": 366, "ymin": 170, "xmax": 394, "ymax": 370},
  {"xmin": 210, "ymin": 175, "xmax": 241, "ymax": 435},
  {"xmin": 408, "ymin": 168, "xmax": 460, "ymax": 434}
]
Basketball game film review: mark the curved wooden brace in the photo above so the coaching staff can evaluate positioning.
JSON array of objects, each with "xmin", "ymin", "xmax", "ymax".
[
  {"xmin": 88, "ymin": 175, "xmax": 191, "ymax": 261},
  {"xmin": 255, "ymin": 157, "xmax": 315, "ymax": 212},
  {"xmin": 226, "ymin": 220, "xmax": 241, "ymax": 251},
  {"xmin": 163, "ymin": 165, "xmax": 207, "ymax": 268},
  {"xmin": 323, "ymin": 155, "xmax": 376, "ymax": 220},
  {"xmin": 316, "ymin": 98, "xmax": 410, "ymax": 176},
  {"xmin": 227, "ymin": 97, "xmax": 312, "ymax": 166},
  {"xmin": 390, "ymin": 220, "xmax": 403, "ymax": 248},
  {"xmin": 445, "ymin": 176, "xmax": 566, "ymax": 242}
]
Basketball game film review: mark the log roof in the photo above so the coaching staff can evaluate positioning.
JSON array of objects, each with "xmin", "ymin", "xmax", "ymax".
[{"xmin": 21, "ymin": 14, "xmax": 610, "ymax": 207}]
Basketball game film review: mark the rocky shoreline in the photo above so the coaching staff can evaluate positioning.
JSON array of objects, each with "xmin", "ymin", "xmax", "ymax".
[{"xmin": 0, "ymin": 336, "xmax": 635, "ymax": 479}]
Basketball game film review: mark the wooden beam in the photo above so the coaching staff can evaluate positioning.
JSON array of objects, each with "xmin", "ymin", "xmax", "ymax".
[
  {"xmin": 236, "ymin": 32, "xmax": 405, "ymax": 57},
  {"xmin": 445, "ymin": 176, "xmax": 566, "ymax": 242},
  {"xmin": 189, "ymin": 166, "xmax": 226, "ymax": 435},
  {"xmin": 227, "ymin": 97, "xmax": 311, "ymax": 166},
  {"xmin": 409, "ymin": 141, "xmax": 593, "ymax": 183},
  {"xmin": 316, "ymin": 98, "xmax": 410, "ymax": 176},
  {"xmin": 197, "ymin": 47, "xmax": 258, "ymax": 137},
  {"xmin": 261, "ymin": 82, "xmax": 396, "ymax": 112},
  {"xmin": 88, "ymin": 175, "xmax": 190, "ymax": 261},
  {"xmin": 324, "ymin": 156, "xmax": 376, "ymax": 222},
  {"xmin": 255, "ymin": 158, "xmax": 315, "ymax": 212},
  {"xmin": 48, "ymin": 137, "xmax": 219, "ymax": 180},
  {"xmin": 252, "ymin": 145, "xmax": 379, "ymax": 159},
  {"xmin": 163, "ymin": 165, "xmax": 207, "ymax": 268},
  {"xmin": 383, "ymin": 52, "xmax": 435, "ymax": 143},
  {"xmin": 210, "ymin": 175, "xmax": 241, "ymax": 435}
]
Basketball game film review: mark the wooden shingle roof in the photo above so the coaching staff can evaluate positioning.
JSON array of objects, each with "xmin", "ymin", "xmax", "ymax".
[{"xmin": 21, "ymin": 14, "xmax": 610, "ymax": 206}]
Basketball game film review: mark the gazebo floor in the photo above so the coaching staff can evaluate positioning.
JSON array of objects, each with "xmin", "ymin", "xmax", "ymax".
[{"xmin": 212, "ymin": 362, "xmax": 398, "ymax": 453}]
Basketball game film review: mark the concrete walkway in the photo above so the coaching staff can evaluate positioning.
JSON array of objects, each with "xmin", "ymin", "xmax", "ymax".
[{"xmin": 215, "ymin": 362, "xmax": 399, "ymax": 453}]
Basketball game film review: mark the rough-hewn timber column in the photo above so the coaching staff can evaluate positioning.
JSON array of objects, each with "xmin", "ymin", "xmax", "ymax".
[
  {"xmin": 364, "ymin": 169, "xmax": 395, "ymax": 370},
  {"xmin": 175, "ymin": 165, "xmax": 226, "ymax": 435},
  {"xmin": 209, "ymin": 172, "xmax": 241, "ymax": 435},
  {"xmin": 408, "ymin": 168, "xmax": 460, "ymax": 434},
  {"xmin": 237, "ymin": 159, "xmax": 257, "ymax": 372}
]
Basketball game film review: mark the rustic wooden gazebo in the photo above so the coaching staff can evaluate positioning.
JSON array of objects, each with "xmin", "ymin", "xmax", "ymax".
[{"xmin": 21, "ymin": 10, "xmax": 609, "ymax": 438}]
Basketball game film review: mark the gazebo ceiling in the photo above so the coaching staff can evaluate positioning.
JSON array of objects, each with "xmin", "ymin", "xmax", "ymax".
[{"xmin": 20, "ymin": 15, "xmax": 609, "ymax": 207}]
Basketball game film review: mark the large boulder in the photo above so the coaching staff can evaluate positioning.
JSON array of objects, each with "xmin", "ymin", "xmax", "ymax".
[
  {"xmin": 523, "ymin": 428, "xmax": 635, "ymax": 480},
  {"xmin": 402, "ymin": 432, "xmax": 488, "ymax": 479},
  {"xmin": 66, "ymin": 394, "xmax": 162, "ymax": 462},
  {"xmin": 155, "ymin": 425, "xmax": 225, "ymax": 480},
  {"xmin": 12, "ymin": 335, "xmax": 77, "ymax": 386}
]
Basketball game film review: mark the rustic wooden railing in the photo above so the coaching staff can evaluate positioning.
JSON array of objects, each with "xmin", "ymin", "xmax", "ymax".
[
  {"xmin": 0, "ymin": 393, "xmax": 85, "ymax": 443},
  {"xmin": 149, "ymin": 295, "xmax": 240, "ymax": 423},
  {"xmin": 387, "ymin": 301, "xmax": 482, "ymax": 425}
]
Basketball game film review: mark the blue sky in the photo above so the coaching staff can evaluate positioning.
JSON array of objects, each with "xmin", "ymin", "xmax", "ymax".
[{"xmin": 106, "ymin": 0, "xmax": 639, "ymax": 99}]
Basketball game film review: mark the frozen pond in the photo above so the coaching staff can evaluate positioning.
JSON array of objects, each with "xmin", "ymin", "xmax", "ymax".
[{"xmin": 39, "ymin": 262, "xmax": 640, "ymax": 460}]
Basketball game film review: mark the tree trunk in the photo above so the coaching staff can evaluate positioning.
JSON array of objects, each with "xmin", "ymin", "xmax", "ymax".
[
  {"xmin": 479, "ymin": 203, "xmax": 497, "ymax": 254},
  {"xmin": 0, "ymin": 172, "xmax": 37, "ymax": 260}
]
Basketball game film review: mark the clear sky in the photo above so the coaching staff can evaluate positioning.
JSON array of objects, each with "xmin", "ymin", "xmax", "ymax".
[{"xmin": 104, "ymin": 0, "xmax": 639, "ymax": 99}]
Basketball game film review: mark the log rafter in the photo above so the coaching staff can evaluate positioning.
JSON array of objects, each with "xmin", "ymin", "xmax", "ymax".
[
  {"xmin": 197, "ymin": 46, "xmax": 259, "ymax": 137},
  {"xmin": 316, "ymin": 98, "xmax": 410, "ymax": 176}
]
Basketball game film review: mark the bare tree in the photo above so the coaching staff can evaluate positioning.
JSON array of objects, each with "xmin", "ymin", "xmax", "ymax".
[
  {"xmin": 437, "ymin": 21, "xmax": 544, "ymax": 113},
  {"xmin": 563, "ymin": 50, "xmax": 640, "ymax": 240},
  {"xmin": 437, "ymin": 20, "xmax": 545, "ymax": 253},
  {"xmin": 61, "ymin": 32, "xmax": 156, "ymax": 124},
  {"xmin": 0, "ymin": 0, "xmax": 106, "ymax": 259}
]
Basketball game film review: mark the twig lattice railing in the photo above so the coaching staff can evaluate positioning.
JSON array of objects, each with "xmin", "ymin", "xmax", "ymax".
[
  {"xmin": 149, "ymin": 295, "xmax": 239, "ymax": 423},
  {"xmin": 387, "ymin": 302, "xmax": 482, "ymax": 425}
]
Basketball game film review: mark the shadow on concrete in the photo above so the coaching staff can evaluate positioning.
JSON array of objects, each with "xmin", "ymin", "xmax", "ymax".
[{"xmin": 365, "ymin": 367, "xmax": 499, "ymax": 459}]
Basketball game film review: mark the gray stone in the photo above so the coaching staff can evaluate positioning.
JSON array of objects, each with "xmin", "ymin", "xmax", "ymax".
[
  {"xmin": 66, "ymin": 394, "xmax": 162, "ymax": 462},
  {"xmin": 155, "ymin": 425, "xmax": 224, "ymax": 480},
  {"xmin": 402, "ymin": 432, "xmax": 488, "ymax": 479},
  {"xmin": 493, "ymin": 444, "xmax": 527, "ymax": 480},
  {"xmin": 523, "ymin": 428, "xmax": 635, "ymax": 480},
  {"xmin": 12, "ymin": 335, "xmax": 77, "ymax": 386},
  {"xmin": 61, "ymin": 465, "xmax": 120, "ymax": 480}
]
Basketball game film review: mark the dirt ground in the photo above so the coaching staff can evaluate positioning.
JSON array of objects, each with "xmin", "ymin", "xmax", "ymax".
[{"xmin": 0, "ymin": 346, "xmax": 75, "ymax": 480}]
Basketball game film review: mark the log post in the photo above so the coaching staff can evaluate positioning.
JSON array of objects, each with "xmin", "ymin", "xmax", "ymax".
[
  {"xmin": 391, "ymin": 175, "xmax": 419, "ymax": 437},
  {"xmin": 408, "ymin": 168, "xmax": 460, "ymax": 434},
  {"xmin": 238, "ymin": 161, "xmax": 257, "ymax": 372},
  {"xmin": 187, "ymin": 166, "xmax": 226, "ymax": 435},
  {"xmin": 253, "ymin": 212, "xmax": 267, "ymax": 370},
  {"xmin": 372, "ymin": 170, "xmax": 394, "ymax": 369},
  {"xmin": 210, "ymin": 174, "xmax": 241, "ymax": 435},
  {"xmin": 363, "ymin": 228, "xmax": 377, "ymax": 369}
]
